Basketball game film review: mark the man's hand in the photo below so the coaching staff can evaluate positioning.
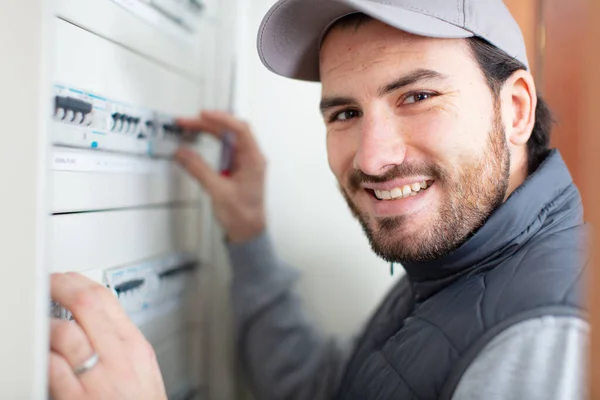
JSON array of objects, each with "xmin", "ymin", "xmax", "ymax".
[
  {"xmin": 175, "ymin": 110, "xmax": 267, "ymax": 243},
  {"xmin": 49, "ymin": 273, "xmax": 167, "ymax": 400}
]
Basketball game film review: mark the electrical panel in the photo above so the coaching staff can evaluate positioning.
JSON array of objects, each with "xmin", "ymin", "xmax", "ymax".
[
  {"xmin": 0, "ymin": 0, "xmax": 242, "ymax": 395},
  {"xmin": 40, "ymin": 0, "xmax": 235, "ymax": 398}
]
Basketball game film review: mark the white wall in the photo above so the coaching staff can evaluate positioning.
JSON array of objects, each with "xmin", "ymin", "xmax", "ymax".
[
  {"xmin": 0, "ymin": 1, "xmax": 50, "ymax": 397},
  {"xmin": 234, "ymin": 0, "xmax": 401, "ymax": 339}
]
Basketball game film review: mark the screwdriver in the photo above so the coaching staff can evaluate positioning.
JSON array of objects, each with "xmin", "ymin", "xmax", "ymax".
[{"xmin": 220, "ymin": 60, "xmax": 237, "ymax": 177}]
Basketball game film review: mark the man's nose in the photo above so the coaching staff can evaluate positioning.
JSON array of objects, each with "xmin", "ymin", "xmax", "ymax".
[{"xmin": 353, "ymin": 112, "xmax": 406, "ymax": 176}]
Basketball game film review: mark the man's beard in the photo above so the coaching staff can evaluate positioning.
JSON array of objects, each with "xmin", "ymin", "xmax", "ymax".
[{"xmin": 340, "ymin": 103, "xmax": 510, "ymax": 264}]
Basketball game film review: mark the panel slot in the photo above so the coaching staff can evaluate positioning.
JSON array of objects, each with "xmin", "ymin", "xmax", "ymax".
[
  {"xmin": 53, "ymin": 18, "xmax": 204, "ymax": 115},
  {"xmin": 55, "ymin": 0, "xmax": 213, "ymax": 79},
  {"xmin": 50, "ymin": 207, "xmax": 201, "ymax": 274},
  {"xmin": 51, "ymin": 147, "xmax": 201, "ymax": 213}
]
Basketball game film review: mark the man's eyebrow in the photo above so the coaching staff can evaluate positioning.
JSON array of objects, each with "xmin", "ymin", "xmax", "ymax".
[
  {"xmin": 378, "ymin": 69, "xmax": 449, "ymax": 97},
  {"xmin": 319, "ymin": 69, "xmax": 448, "ymax": 114},
  {"xmin": 319, "ymin": 96, "xmax": 356, "ymax": 114}
]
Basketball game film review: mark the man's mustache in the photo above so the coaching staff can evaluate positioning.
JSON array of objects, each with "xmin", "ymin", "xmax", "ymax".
[{"xmin": 348, "ymin": 162, "xmax": 444, "ymax": 192}]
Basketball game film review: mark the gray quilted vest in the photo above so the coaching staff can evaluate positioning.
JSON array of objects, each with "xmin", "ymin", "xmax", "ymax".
[{"xmin": 335, "ymin": 149, "xmax": 588, "ymax": 400}]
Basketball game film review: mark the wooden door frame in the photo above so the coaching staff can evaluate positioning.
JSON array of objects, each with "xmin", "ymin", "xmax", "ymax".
[{"xmin": 585, "ymin": 0, "xmax": 600, "ymax": 395}]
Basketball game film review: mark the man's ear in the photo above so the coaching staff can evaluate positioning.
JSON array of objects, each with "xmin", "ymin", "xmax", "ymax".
[{"xmin": 501, "ymin": 70, "xmax": 537, "ymax": 146}]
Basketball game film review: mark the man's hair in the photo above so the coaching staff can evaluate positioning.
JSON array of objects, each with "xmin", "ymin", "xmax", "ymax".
[{"xmin": 327, "ymin": 13, "xmax": 553, "ymax": 174}]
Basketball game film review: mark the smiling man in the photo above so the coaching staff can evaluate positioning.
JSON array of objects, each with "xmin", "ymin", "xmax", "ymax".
[
  {"xmin": 223, "ymin": 0, "xmax": 588, "ymax": 398},
  {"xmin": 47, "ymin": 1, "xmax": 588, "ymax": 399}
]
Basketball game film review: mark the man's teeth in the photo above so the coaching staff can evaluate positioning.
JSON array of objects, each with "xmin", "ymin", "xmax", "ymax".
[{"xmin": 374, "ymin": 181, "xmax": 431, "ymax": 200}]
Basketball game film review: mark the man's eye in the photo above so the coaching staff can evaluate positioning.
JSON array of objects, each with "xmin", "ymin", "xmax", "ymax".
[
  {"xmin": 403, "ymin": 92, "xmax": 435, "ymax": 105},
  {"xmin": 331, "ymin": 109, "xmax": 361, "ymax": 122}
]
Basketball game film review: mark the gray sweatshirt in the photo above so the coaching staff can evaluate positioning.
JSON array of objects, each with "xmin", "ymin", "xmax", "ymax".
[{"xmin": 227, "ymin": 233, "xmax": 588, "ymax": 400}]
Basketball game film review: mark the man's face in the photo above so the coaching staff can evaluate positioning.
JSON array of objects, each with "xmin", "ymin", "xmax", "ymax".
[{"xmin": 320, "ymin": 20, "xmax": 511, "ymax": 263}]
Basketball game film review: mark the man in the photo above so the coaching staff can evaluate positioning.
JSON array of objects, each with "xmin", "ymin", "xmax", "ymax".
[{"xmin": 48, "ymin": 0, "xmax": 588, "ymax": 399}]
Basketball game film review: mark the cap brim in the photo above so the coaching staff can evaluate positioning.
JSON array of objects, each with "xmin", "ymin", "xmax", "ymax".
[{"xmin": 257, "ymin": 0, "xmax": 475, "ymax": 82}]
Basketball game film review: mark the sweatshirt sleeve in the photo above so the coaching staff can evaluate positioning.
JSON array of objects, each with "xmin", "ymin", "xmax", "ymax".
[
  {"xmin": 226, "ymin": 231, "xmax": 353, "ymax": 400},
  {"xmin": 452, "ymin": 315, "xmax": 589, "ymax": 400}
]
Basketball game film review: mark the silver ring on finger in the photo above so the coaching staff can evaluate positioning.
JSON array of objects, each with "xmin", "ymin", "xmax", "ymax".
[{"xmin": 73, "ymin": 352, "xmax": 99, "ymax": 376}]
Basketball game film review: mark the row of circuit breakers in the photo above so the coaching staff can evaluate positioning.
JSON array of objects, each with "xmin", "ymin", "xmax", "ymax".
[
  {"xmin": 51, "ymin": 253, "xmax": 198, "ymax": 326},
  {"xmin": 50, "ymin": 83, "xmax": 200, "ymax": 323},
  {"xmin": 52, "ymin": 83, "xmax": 196, "ymax": 157}
]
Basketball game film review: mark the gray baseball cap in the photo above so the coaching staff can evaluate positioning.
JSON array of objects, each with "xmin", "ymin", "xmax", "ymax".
[{"xmin": 257, "ymin": 0, "xmax": 529, "ymax": 82}]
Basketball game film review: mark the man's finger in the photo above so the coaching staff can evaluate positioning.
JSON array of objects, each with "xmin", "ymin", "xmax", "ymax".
[
  {"xmin": 70, "ymin": 275, "xmax": 142, "ymax": 339},
  {"xmin": 176, "ymin": 114, "xmax": 223, "ymax": 137},
  {"xmin": 50, "ymin": 273, "xmax": 122, "ymax": 350},
  {"xmin": 174, "ymin": 147, "xmax": 227, "ymax": 196},
  {"xmin": 50, "ymin": 319, "xmax": 96, "ymax": 371},
  {"xmin": 48, "ymin": 352, "xmax": 85, "ymax": 399},
  {"xmin": 61, "ymin": 272, "xmax": 141, "ymax": 340},
  {"xmin": 177, "ymin": 110, "xmax": 260, "ymax": 153}
]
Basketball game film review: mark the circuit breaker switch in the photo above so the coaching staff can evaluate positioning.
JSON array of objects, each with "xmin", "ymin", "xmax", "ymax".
[
  {"xmin": 65, "ymin": 110, "xmax": 75, "ymax": 122},
  {"xmin": 113, "ymin": 278, "xmax": 145, "ymax": 296},
  {"xmin": 54, "ymin": 107, "xmax": 65, "ymax": 120},
  {"xmin": 66, "ymin": 98, "xmax": 93, "ymax": 116},
  {"xmin": 83, "ymin": 113, "xmax": 94, "ymax": 126},
  {"xmin": 74, "ymin": 112, "xmax": 84, "ymax": 124},
  {"xmin": 111, "ymin": 112, "xmax": 122, "ymax": 131}
]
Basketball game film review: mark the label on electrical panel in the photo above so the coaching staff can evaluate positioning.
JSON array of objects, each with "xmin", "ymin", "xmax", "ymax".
[{"xmin": 52, "ymin": 149, "xmax": 171, "ymax": 175}]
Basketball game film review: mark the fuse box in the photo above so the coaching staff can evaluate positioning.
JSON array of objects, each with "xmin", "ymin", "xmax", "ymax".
[{"xmin": 0, "ymin": 0, "xmax": 239, "ymax": 397}]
